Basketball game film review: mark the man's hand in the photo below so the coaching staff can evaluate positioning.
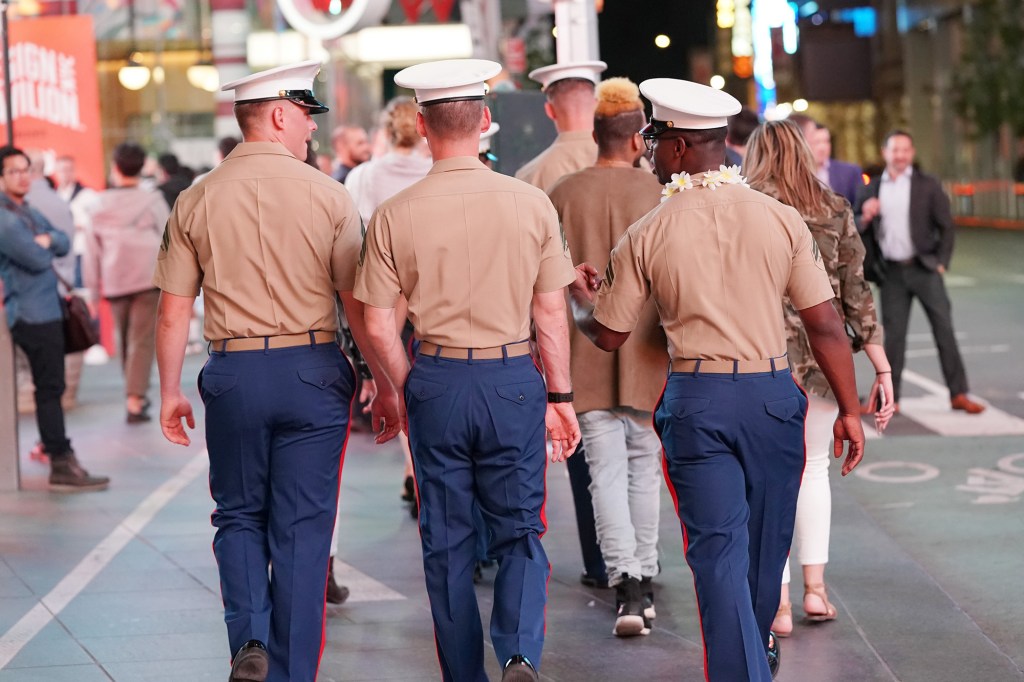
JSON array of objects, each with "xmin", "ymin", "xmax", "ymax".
[
  {"xmin": 160, "ymin": 391, "xmax": 195, "ymax": 446},
  {"xmin": 859, "ymin": 197, "xmax": 880, "ymax": 224},
  {"xmin": 569, "ymin": 263, "xmax": 601, "ymax": 304},
  {"xmin": 33, "ymin": 234, "xmax": 53, "ymax": 250},
  {"xmin": 546, "ymin": 402, "xmax": 581, "ymax": 463},
  {"xmin": 371, "ymin": 385, "xmax": 405, "ymax": 444},
  {"xmin": 832, "ymin": 414, "xmax": 865, "ymax": 476},
  {"xmin": 358, "ymin": 378, "xmax": 377, "ymax": 414}
]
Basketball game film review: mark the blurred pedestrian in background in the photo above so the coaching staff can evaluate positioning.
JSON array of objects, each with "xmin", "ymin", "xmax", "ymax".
[
  {"xmin": 330, "ymin": 125, "xmax": 371, "ymax": 183},
  {"xmin": 83, "ymin": 142, "xmax": 169, "ymax": 423},
  {"xmin": 0, "ymin": 145, "xmax": 110, "ymax": 491},
  {"xmin": 856, "ymin": 130, "xmax": 985, "ymax": 414},
  {"xmin": 744, "ymin": 119, "xmax": 894, "ymax": 638}
]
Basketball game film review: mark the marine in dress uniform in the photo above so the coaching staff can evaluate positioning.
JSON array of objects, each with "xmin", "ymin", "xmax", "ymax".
[
  {"xmin": 547, "ymin": 77, "xmax": 667, "ymax": 637},
  {"xmin": 153, "ymin": 60, "xmax": 395, "ymax": 682},
  {"xmin": 568, "ymin": 79, "xmax": 866, "ymax": 681},
  {"xmin": 515, "ymin": 61, "xmax": 605, "ymax": 193},
  {"xmin": 356, "ymin": 59, "xmax": 581, "ymax": 682},
  {"xmin": 515, "ymin": 59, "xmax": 610, "ymax": 590}
]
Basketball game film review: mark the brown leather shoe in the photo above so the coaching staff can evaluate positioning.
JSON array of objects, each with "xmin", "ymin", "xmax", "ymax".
[
  {"xmin": 951, "ymin": 394, "xmax": 985, "ymax": 414},
  {"xmin": 49, "ymin": 452, "xmax": 110, "ymax": 492}
]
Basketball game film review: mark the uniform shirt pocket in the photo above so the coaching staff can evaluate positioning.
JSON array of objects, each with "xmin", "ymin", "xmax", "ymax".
[
  {"xmin": 495, "ymin": 382, "xmax": 536, "ymax": 405},
  {"xmin": 764, "ymin": 396, "xmax": 801, "ymax": 422},
  {"xmin": 668, "ymin": 397, "xmax": 709, "ymax": 419},
  {"xmin": 297, "ymin": 366, "xmax": 343, "ymax": 390},
  {"xmin": 406, "ymin": 377, "xmax": 447, "ymax": 403}
]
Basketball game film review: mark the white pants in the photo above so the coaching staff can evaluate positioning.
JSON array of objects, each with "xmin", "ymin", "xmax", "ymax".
[
  {"xmin": 579, "ymin": 408, "xmax": 662, "ymax": 586},
  {"xmin": 782, "ymin": 393, "xmax": 839, "ymax": 584}
]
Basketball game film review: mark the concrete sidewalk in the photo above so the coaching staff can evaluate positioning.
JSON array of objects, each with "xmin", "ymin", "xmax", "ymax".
[{"xmin": 0, "ymin": 346, "xmax": 1021, "ymax": 681}]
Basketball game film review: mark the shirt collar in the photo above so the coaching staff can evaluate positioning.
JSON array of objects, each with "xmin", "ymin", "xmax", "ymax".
[
  {"xmin": 882, "ymin": 166, "xmax": 913, "ymax": 183},
  {"xmin": 224, "ymin": 141, "xmax": 298, "ymax": 161},
  {"xmin": 427, "ymin": 156, "xmax": 488, "ymax": 175}
]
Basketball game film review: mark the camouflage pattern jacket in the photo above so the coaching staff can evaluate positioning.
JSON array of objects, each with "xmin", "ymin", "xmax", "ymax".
[{"xmin": 760, "ymin": 182, "xmax": 884, "ymax": 398}]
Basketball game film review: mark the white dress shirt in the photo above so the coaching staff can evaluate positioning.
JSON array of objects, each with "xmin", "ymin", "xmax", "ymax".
[{"xmin": 877, "ymin": 167, "xmax": 915, "ymax": 261}]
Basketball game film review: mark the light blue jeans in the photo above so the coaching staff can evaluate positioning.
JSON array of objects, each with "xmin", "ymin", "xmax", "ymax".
[{"xmin": 579, "ymin": 407, "xmax": 662, "ymax": 586}]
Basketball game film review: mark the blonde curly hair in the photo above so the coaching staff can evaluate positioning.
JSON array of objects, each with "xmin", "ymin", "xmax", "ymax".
[
  {"xmin": 384, "ymin": 96, "xmax": 420, "ymax": 149},
  {"xmin": 595, "ymin": 77, "xmax": 643, "ymax": 118}
]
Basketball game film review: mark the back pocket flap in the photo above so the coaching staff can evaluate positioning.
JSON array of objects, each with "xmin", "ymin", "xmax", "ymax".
[
  {"xmin": 495, "ymin": 382, "xmax": 535, "ymax": 405},
  {"xmin": 765, "ymin": 396, "xmax": 800, "ymax": 422},
  {"xmin": 202, "ymin": 373, "xmax": 237, "ymax": 397},
  {"xmin": 298, "ymin": 366, "xmax": 342, "ymax": 390},
  {"xmin": 407, "ymin": 377, "xmax": 447, "ymax": 402},
  {"xmin": 668, "ymin": 397, "xmax": 710, "ymax": 419}
]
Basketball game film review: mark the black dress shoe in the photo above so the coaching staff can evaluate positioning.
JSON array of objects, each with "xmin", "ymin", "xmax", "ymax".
[
  {"xmin": 502, "ymin": 654, "xmax": 539, "ymax": 682},
  {"xmin": 326, "ymin": 557, "xmax": 350, "ymax": 605},
  {"xmin": 767, "ymin": 631, "xmax": 780, "ymax": 679},
  {"xmin": 580, "ymin": 572, "xmax": 609, "ymax": 589},
  {"xmin": 229, "ymin": 640, "xmax": 268, "ymax": 682}
]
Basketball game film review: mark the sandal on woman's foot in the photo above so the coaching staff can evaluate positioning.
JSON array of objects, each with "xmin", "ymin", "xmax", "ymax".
[
  {"xmin": 771, "ymin": 602, "xmax": 793, "ymax": 637},
  {"xmin": 803, "ymin": 583, "xmax": 837, "ymax": 622}
]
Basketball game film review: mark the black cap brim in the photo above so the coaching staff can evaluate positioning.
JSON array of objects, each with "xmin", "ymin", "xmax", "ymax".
[{"xmin": 235, "ymin": 90, "xmax": 329, "ymax": 115}]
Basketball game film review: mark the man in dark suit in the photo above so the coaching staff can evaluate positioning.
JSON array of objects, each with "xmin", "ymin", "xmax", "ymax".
[
  {"xmin": 812, "ymin": 125, "xmax": 863, "ymax": 206},
  {"xmin": 854, "ymin": 130, "xmax": 984, "ymax": 414}
]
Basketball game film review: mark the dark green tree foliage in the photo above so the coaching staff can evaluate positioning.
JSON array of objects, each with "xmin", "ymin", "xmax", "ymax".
[{"xmin": 953, "ymin": 0, "xmax": 1024, "ymax": 137}]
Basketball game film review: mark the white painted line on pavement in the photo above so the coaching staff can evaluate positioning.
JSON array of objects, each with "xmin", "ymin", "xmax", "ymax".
[
  {"xmin": 899, "ymin": 370, "xmax": 1024, "ymax": 436},
  {"xmin": 943, "ymin": 275, "xmax": 977, "ymax": 287},
  {"xmin": 0, "ymin": 450, "xmax": 209, "ymax": 670},
  {"xmin": 905, "ymin": 344, "xmax": 1010, "ymax": 359},
  {"xmin": 333, "ymin": 559, "xmax": 406, "ymax": 603}
]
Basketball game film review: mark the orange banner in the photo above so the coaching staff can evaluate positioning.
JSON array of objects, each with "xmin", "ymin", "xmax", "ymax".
[{"xmin": 0, "ymin": 16, "xmax": 104, "ymax": 191}]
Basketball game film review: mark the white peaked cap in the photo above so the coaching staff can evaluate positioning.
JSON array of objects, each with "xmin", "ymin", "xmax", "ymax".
[
  {"xmin": 639, "ymin": 78, "xmax": 741, "ymax": 130},
  {"xmin": 221, "ymin": 60, "xmax": 328, "ymax": 113},
  {"xmin": 479, "ymin": 122, "xmax": 500, "ymax": 154},
  {"xmin": 528, "ymin": 60, "xmax": 607, "ymax": 89},
  {"xmin": 395, "ymin": 59, "xmax": 503, "ymax": 105}
]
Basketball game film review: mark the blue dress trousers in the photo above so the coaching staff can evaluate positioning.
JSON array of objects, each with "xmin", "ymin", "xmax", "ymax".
[
  {"xmin": 406, "ymin": 352, "xmax": 550, "ymax": 682},
  {"xmin": 655, "ymin": 368, "xmax": 807, "ymax": 682},
  {"xmin": 201, "ymin": 341, "xmax": 354, "ymax": 682}
]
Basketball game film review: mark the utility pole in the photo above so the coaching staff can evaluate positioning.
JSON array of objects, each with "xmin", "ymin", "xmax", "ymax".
[{"xmin": 549, "ymin": 0, "xmax": 600, "ymax": 62}]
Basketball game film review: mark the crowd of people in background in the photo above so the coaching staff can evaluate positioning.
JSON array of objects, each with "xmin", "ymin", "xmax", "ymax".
[{"xmin": 0, "ymin": 54, "xmax": 991, "ymax": 682}]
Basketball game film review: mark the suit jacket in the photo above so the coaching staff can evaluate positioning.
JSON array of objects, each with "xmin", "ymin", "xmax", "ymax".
[
  {"xmin": 853, "ymin": 169, "xmax": 955, "ymax": 284},
  {"xmin": 828, "ymin": 159, "xmax": 863, "ymax": 206}
]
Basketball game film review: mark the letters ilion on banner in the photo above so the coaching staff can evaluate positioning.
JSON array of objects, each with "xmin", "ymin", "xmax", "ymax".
[{"xmin": 0, "ymin": 16, "xmax": 104, "ymax": 190}]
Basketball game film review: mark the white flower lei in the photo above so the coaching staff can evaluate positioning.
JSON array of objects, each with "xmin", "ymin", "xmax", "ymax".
[{"xmin": 661, "ymin": 164, "xmax": 748, "ymax": 202}]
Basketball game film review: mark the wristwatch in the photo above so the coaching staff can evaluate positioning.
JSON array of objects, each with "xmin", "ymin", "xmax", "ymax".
[{"xmin": 547, "ymin": 391, "xmax": 574, "ymax": 403}]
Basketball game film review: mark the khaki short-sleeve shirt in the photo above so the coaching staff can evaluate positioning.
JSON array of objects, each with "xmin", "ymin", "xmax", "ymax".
[
  {"xmin": 549, "ymin": 166, "xmax": 668, "ymax": 413},
  {"xmin": 515, "ymin": 131, "xmax": 598, "ymax": 192},
  {"xmin": 593, "ymin": 183, "xmax": 834, "ymax": 362},
  {"xmin": 355, "ymin": 156, "xmax": 576, "ymax": 347},
  {"xmin": 153, "ymin": 142, "xmax": 363, "ymax": 341}
]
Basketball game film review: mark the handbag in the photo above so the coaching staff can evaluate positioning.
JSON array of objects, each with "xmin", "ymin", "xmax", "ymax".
[{"xmin": 53, "ymin": 268, "xmax": 99, "ymax": 354}]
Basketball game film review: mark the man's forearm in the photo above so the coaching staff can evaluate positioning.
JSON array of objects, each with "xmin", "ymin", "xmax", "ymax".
[
  {"xmin": 364, "ymin": 305, "xmax": 411, "ymax": 391},
  {"xmin": 569, "ymin": 292, "xmax": 631, "ymax": 352},
  {"xmin": 156, "ymin": 292, "xmax": 194, "ymax": 397},
  {"xmin": 533, "ymin": 292, "xmax": 572, "ymax": 393},
  {"xmin": 800, "ymin": 301, "xmax": 860, "ymax": 415}
]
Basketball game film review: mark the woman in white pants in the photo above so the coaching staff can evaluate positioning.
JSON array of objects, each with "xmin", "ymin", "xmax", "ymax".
[{"xmin": 744, "ymin": 120, "xmax": 895, "ymax": 636}]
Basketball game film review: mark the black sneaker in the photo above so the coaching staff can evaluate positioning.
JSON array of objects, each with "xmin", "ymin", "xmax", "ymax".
[
  {"xmin": 49, "ymin": 453, "xmax": 109, "ymax": 492},
  {"xmin": 229, "ymin": 640, "xmax": 268, "ymax": 681},
  {"xmin": 501, "ymin": 654, "xmax": 538, "ymax": 682},
  {"xmin": 613, "ymin": 575, "xmax": 650, "ymax": 637},
  {"xmin": 767, "ymin": 631, "xmax": 780, "ymax": 679},
  {"xmin": 640, "ymin": 576, "xmax": 656, "ymax": 620}
]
